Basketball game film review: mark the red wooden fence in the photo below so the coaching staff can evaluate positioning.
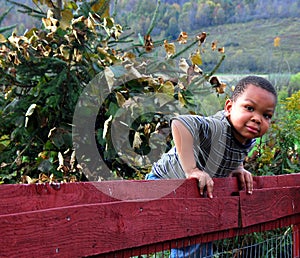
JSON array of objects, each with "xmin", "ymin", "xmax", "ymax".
[{"xmin": 0, "ymin": 173, "xmax": 300, "ymax": 257}]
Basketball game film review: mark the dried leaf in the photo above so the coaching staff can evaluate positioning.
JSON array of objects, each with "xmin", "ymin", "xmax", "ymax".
[
  {"xmin": 58, "ymin": 152, "xmax": 64, "ymax": 167},
  {"xmin": 42, "ymin": 10, "xmax": 58, "ymax": 32},
  {"xmin": 91, "ymin": 0, "xmax": 110, "ymax": 18},
  {"xmin": 209, "ymin": 76, "xmax": 221, "ymax": 87},
  {"xmin": 144, "ymin": 35, "xmax": 154, "ymax": 52},
  {"xmin": 164, "ymin": 40, "xmax": 176, "ymax": 56},
  {"xmin": 161, "ymin": 81, "xmax": 174, "ymax": 95},
  {"xmin": 274, "ymin": 36, "xmax": 281, "ymax": 47},
  {"xmin": 177, "ymin": 31, "xmax": 188, "ymax": 44},
  {"xmin": 218, "ymin": 47, "xmax": 225, "ymax": 54},
  {"xmin": 178, "ymin": 91, "xmax": 186, "ymax": 107},
  {"xmin": 25, "ymin": 103, "xmax": 37, "ymax": 117},
  {"xmin": 103, "ymin": 115, "xmax": 113, "ymax": 139},
  {"xmin": 133, "ymin": 132, "xmax": 142, "ymax": 148},
  {"xmin": 193, "ymin": 64, "xmax": 203, "ymax": 74},
  {"xmin": 210, "ymin": 76, "xmax": 226, "ymax": 94},
  {"xmin": 179, "ymin": 58, "xmax": 189, "ymax": 73},
  {"xmin": 70, "ymin": 150, "xmax": 76, "ymax": 170},
  {"xmin": 196, "ymin": 32, "xmax": 207, "ymax": 44},
  {"xmin": 24, "ymin": 175, "xmax": 37, "ymax": 184},
  {"xmin": 190, "ymin": 49, "xmax": 202, "ymax": 65},
  {"xmin": 60, "ymin": 9, "xmax": 73, "ymax": 30},
  {"xmin": 0, "ymin": 34, "xmax": 6, "ymax": 43},
  {"xmin": 104, "ymin": 67, "xmax": 115, "ymax": 91},
  {"xmin": 216, "ymin": 83, "xmax": 226, "ymax": 94},
  {"xmin": 116, "ymin": 91, "xmax": 126, "ymax": 107},
  {"xmin": 211, "ymin": 40, "xmax": 217, "ymax": 51},
  {"xmin": 123, "ymin": 52, "xmax": 136, "ymax": 61}
]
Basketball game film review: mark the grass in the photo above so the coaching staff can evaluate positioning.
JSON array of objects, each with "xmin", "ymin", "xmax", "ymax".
[{"xmin": 200, "ymin": 17, "xmax": 300, "ymax": 74}]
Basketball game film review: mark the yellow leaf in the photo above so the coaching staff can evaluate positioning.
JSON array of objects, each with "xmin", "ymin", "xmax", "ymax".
[
  {"xmin": 178, "ymin": 91, "xmax": 186, "ymax": 107},
  {"xmin": 161, "ymin": 81, "xmax": 174, "ymax": 95},
  {"xmin": 164, "ymin": 40, "xmax": 175, "ymax": 56},
  {"xmin": 190, "ymin": 49, "xmax": 202, "ymax": 65},
  {"xmin": 274, "ymin": 36, "xmax": 280, "ymax": 47},
  {"xmin": 91, "ymin": 0, "xmax": 110, "ymax": 18},
  {"xmin": 0, "ymin": 34, "xmax": 7, "ymax": 43},
  {"xmin": 60, "ymin": 9, "xmax": 73, "ymax": 30}
]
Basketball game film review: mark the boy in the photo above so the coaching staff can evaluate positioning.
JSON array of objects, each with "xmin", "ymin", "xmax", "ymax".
[{"xmin": 146, "ymin": 75, "xmax": 277, "ymax": 257}]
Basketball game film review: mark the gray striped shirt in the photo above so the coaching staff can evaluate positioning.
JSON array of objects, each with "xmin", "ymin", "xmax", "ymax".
[{"xmin": 151, "ymin": 111, "xmax": 256, "ymax": 179}]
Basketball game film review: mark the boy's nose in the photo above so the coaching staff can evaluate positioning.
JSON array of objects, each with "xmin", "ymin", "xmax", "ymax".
[{"xmin": 251, "ymin": 114, "xmax": 261, "ymax": 124}]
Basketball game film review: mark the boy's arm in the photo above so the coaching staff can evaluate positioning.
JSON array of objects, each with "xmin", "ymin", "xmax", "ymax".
[
  {"xmin": 172, "ymin": 119, "xmax": 214, "ymax": 198},
  {"xmin": 230, "ymin": 163, "xmax": 253, "ymax": 194}
]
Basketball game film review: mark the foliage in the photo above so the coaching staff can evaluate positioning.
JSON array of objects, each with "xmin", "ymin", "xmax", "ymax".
[
  {"xmin": 0, "ymin": 0, "xmax": 227, "ymax": 184},
  {"xmin": 245, "ymin": 90, "xmax": 300, "ymax": 175}
]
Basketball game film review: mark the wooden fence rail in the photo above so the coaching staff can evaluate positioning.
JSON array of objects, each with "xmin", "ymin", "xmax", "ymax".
[{"xmin": 0, "ymin": 173, "xmax": 300, "ymax": 257}]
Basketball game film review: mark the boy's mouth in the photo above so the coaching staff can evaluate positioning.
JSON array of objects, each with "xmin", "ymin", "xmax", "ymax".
[{"xmin": 246, "ymin": 125, "xmax": 259, "ymax": 134}]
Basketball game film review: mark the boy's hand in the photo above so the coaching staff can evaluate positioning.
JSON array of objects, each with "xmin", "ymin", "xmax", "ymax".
[
  {"xmin": 187, "ymin": 168, "xmax": 214, "ymax": 198},
  {"xmin": 230, "ymin": 168, "xmax": 253, "ymax": 194}
]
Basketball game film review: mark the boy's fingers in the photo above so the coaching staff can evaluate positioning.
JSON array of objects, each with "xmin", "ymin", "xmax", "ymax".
[
  {"xmin": 206, "ymin": 180, "xmax": 214, "ymax": 199},
  {"xmin": 198, "ymin": 179, "xmax": 205, "ymax": 195},
  {"xmin": 245, "ymin": 173, "xmax": 253, "ymax": 194},
  {"xmin": 198, "ymin": 176, "xmax": 214, "ymax": 198}
]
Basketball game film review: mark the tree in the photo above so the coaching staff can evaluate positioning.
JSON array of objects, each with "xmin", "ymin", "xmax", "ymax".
[{"xmin": 0, "ymin": 0, "xmax": 227, "ymax": 183}]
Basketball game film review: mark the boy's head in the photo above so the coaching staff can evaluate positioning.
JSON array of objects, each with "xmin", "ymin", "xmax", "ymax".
[
  {"xmin": 225, "ymin": 76, "xmax": 277, "ymax": 144},
  {"xmin": 231, "ymin": 75, "xmax": 277, "ymax": 103}
]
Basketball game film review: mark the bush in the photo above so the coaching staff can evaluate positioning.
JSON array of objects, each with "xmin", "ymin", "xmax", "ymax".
[{"xmin": 245, "ymin": 90, "xmax": 300, "ymax": 175}]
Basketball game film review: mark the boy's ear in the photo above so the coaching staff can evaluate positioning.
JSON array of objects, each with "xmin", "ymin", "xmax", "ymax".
[{"xmin": 224, "ymin": 99, "xmax": 233, "ymax": 116}]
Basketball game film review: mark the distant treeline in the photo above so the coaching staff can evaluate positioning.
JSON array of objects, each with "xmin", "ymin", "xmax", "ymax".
[{"xmin": 113, "ymin": 0, "xmax": 300, "ymax": 38}]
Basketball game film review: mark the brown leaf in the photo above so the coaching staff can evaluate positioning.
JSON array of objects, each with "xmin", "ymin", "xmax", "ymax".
[
  {"xmin": 210, "ymin": 76, "xmax": 226, "ymax": 94},
  {"xmin": 211, "ymin": 40, "xmax": 217, "ymax": 51},
  {"xmin": 196, "ymin": 32, "xmax": 207, "ymax": 44},
  {"xmin": 218, "ymin": 47, "xmax": 225, "ymax": 54},
  {"xmin": 216, "ymin": 83, "xmax": 226, "ymax": 94},
  {"xmin": 144, "ymin": 35, "xmax": 154, "ymax": 52},
  {"xmin": 177, "ymin": 31, "xmax": 188, "ymax": 44}
]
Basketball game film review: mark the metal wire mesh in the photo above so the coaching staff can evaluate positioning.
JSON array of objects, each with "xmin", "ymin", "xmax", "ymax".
[{"xmin": 131, "ymin": 227, "xmax": 294, "ymax": 258}]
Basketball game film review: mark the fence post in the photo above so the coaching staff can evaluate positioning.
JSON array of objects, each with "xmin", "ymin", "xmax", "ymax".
[{"xmin": 294, "ymin": 224, "xmax": 300, "ymax": 258}]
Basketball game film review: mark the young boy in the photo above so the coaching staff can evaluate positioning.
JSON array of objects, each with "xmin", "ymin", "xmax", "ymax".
[{"xmin": 146, "ymin": 75, "xmax": 277, "ymax": 257}]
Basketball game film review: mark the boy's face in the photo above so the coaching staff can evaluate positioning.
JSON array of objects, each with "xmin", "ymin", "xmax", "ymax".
[{"xmin": 224, "ymin": 84, "xmax": 276, "ymax": 144}]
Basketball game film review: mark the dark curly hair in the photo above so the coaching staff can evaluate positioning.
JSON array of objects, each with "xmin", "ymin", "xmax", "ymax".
[{"xmin": 231, "ymin": 75, "xmax": 277, "ymax": 104}]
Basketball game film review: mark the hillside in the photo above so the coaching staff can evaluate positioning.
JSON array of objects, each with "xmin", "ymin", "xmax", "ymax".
[
  {"xmin": 200, "ymin": 17, "xmax": 300, "ymax": 74},
  {"xmin": 1, "ymin": 1, "xmax": 300, "ymax": 74}
]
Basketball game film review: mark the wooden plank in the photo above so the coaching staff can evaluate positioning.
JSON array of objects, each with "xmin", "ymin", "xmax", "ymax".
[
  {"xmin": 0, "ymin": 196, "xmax": 239, "ymax": 257},
  {"xmin": 0, "ymin": 182, "xmax": 116, "ymax": 215},
  {"xmin": 253, "ymin": 173, "xmax": 300, "ymax": 189},
  {"xmin": 0, "ymin": 178, "xmax": 239, "ymax": 215},
  {"xmin": 240, "ymin": 186, "xmax": 300, "ymax": 227}
]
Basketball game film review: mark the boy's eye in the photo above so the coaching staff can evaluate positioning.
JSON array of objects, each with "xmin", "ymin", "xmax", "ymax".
[
  {"xmin": 264, "ymin": 114, "xmax": 272, "ymax": 119},
  {"xmin": 245, "ymin": 106, "xmax": 254, "ymax": 111}
]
